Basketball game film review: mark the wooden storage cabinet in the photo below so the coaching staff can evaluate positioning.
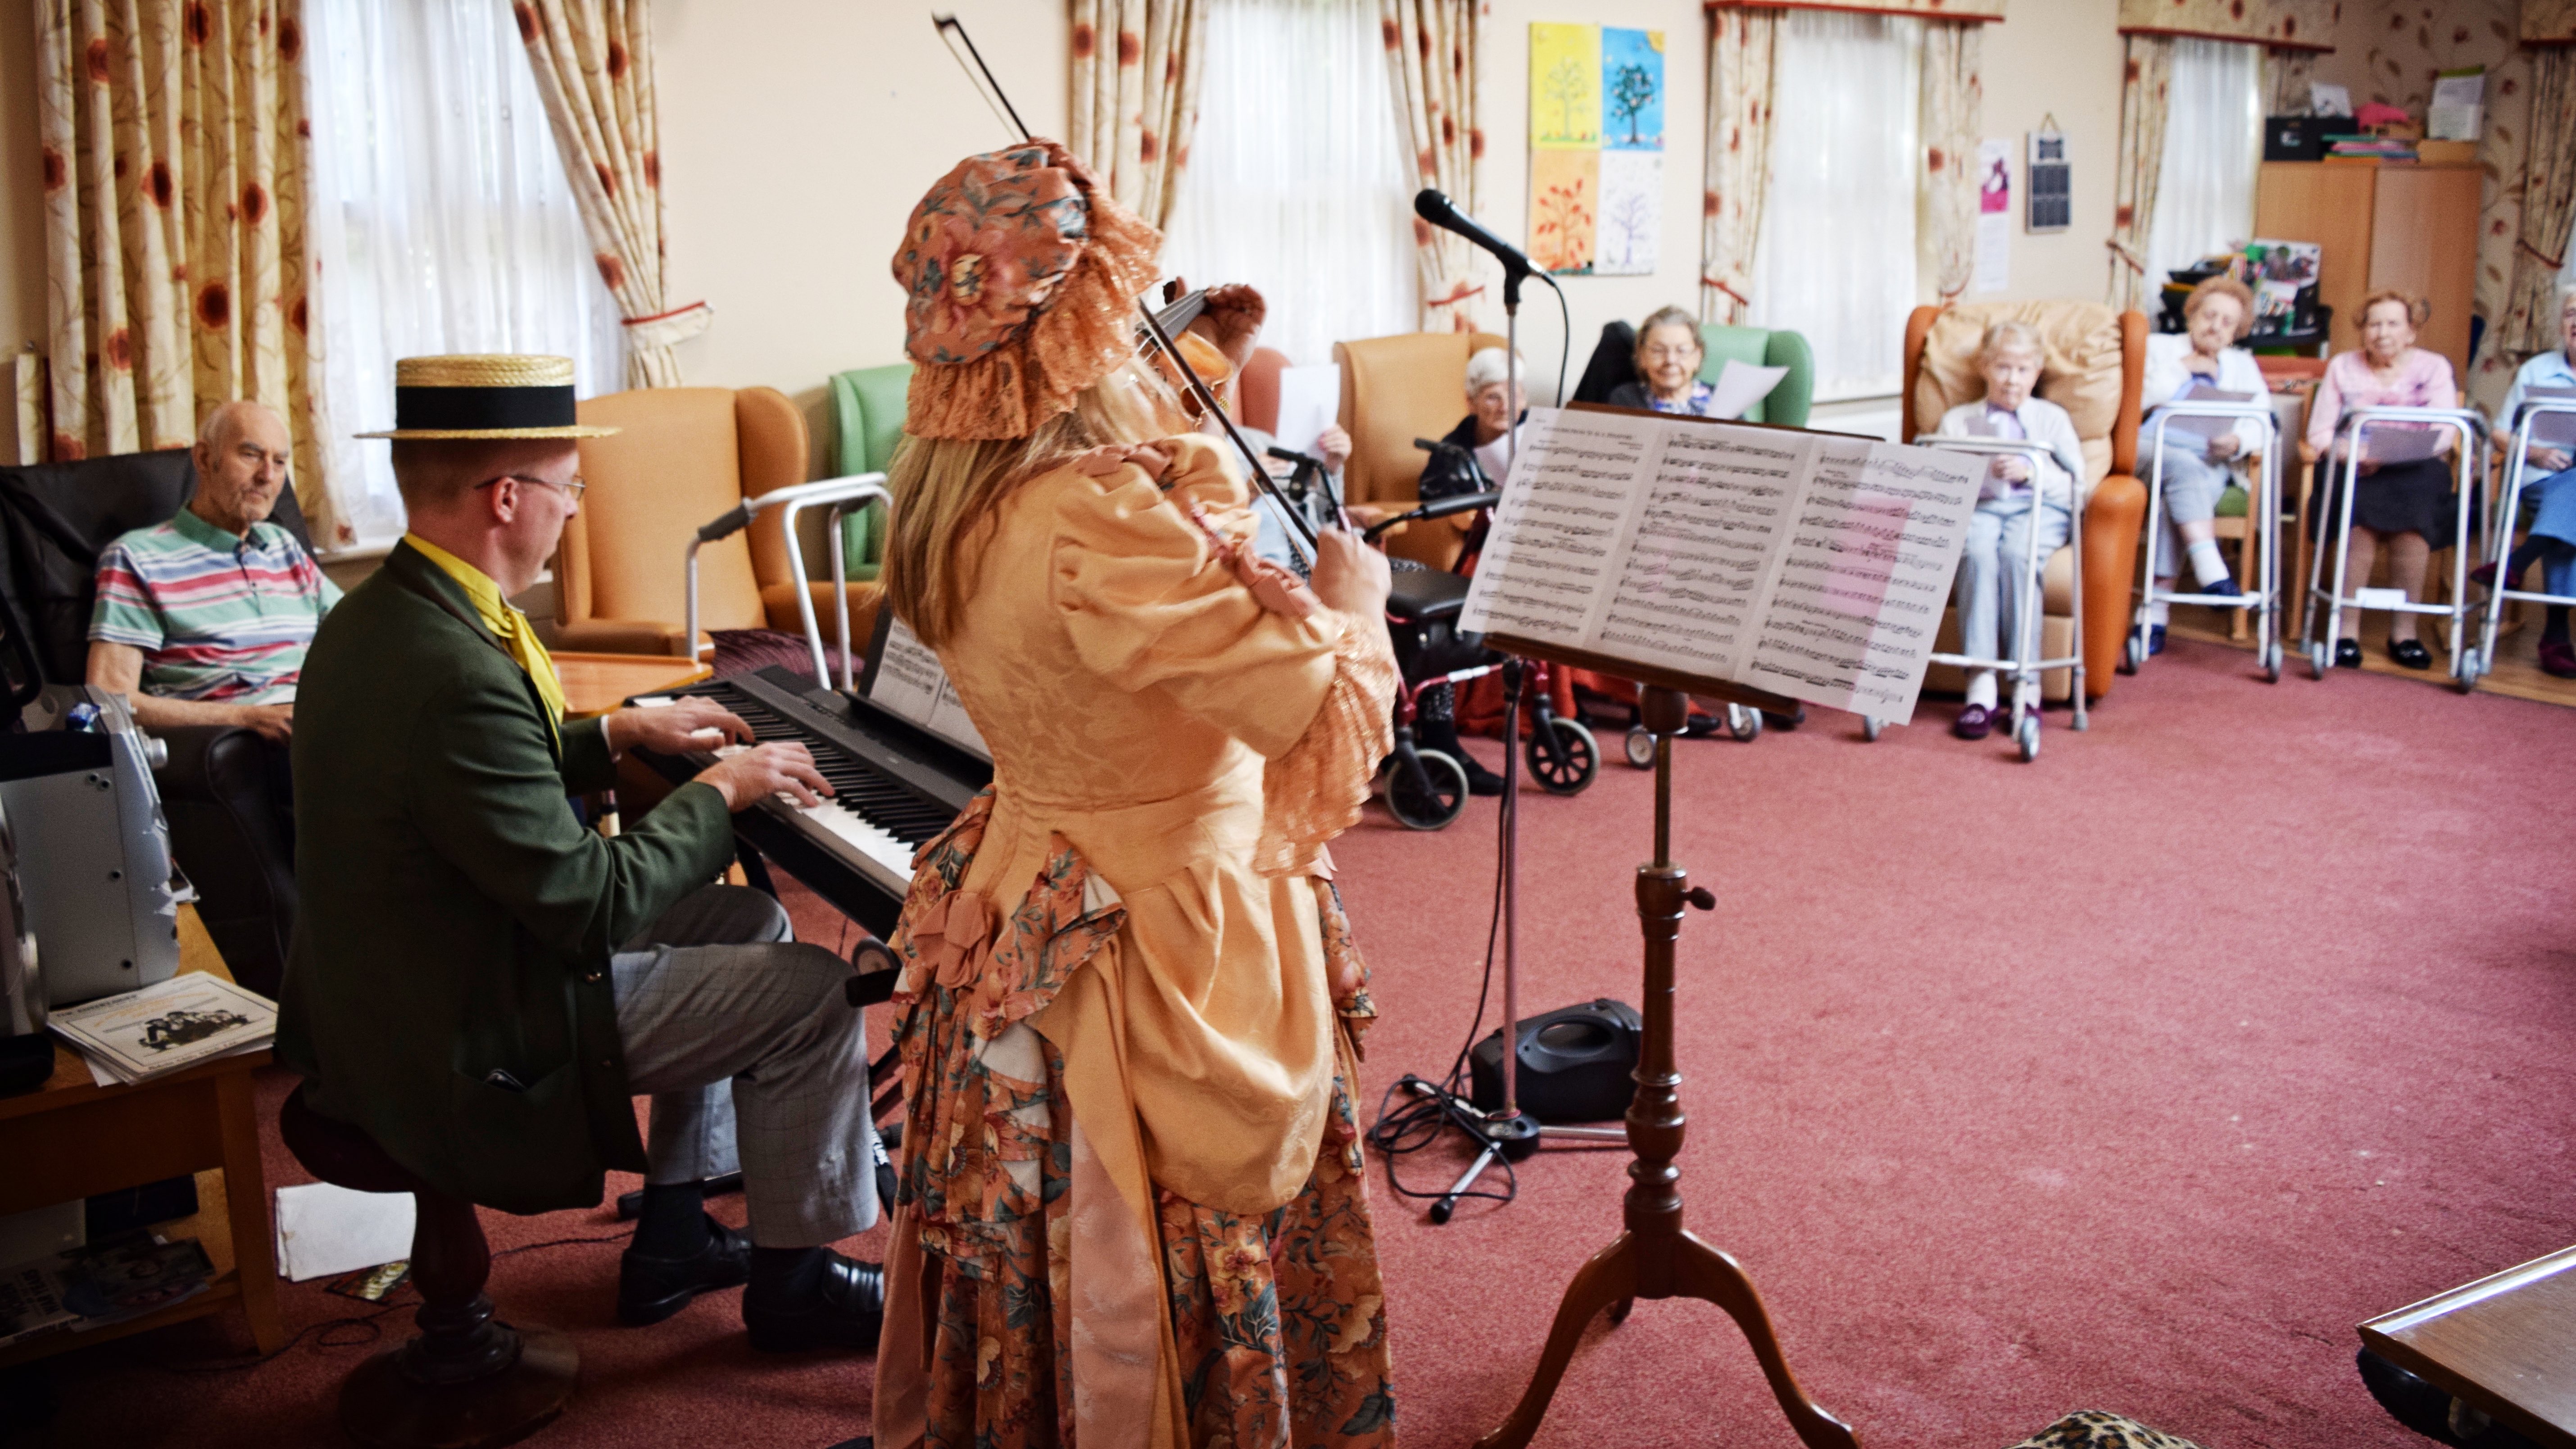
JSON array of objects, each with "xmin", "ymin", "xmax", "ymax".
[{"xmin": 2253, "ymin": 161, "xmax": 2481, "ymax": 374}]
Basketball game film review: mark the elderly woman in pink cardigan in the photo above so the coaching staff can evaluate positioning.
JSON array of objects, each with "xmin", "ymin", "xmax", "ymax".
[{"xmin": 2301, "ymin": 290, "xmax": 2460, "ymax": 671}]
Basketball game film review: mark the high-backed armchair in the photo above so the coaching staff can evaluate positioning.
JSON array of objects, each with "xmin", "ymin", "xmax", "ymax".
[
  {"xmin": 1905, "ymin": 302, "xmax": 2149, "ymax": 704},
  {"xmin": 829, "ymin": 363, "xmax": 913, "ymax": 584},
  {"xmin": 556, "ymin": 386, "xmax": 881, "ymax": 657},
  {"xmin": 1332, "ymin": 329, "xmax": 1508, "ymax": 568}
]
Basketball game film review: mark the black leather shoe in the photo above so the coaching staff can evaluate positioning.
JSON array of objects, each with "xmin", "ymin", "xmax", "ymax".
[
  {"xmin": 745, "ymin": 1252, "xmax": 885, "ymax": 1353},
  {"xmin": 2334, "ymin": 638, "xmax": 2363, "ymax": 669},
  {"xmin": 617, "ymin": 1214, "xmax": 751, "ymax": 1326},
  {"xmin": 2389, "ymin": 638, "xmax": 2433, "ymax": 669}
]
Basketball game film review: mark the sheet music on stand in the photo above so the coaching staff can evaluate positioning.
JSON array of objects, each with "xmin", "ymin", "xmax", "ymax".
[{"xmin": 1460, "ymin": 404, "xmax": 1986, "ymax": 726}]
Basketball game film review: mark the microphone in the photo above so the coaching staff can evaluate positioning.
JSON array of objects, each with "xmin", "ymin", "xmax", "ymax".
[{"xmin": 1414, "ymin": 190, "xmax": 1533, "ymax": 279}]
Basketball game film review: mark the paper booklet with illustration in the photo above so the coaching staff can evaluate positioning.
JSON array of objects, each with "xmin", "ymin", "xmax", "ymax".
[
  {"xmin": 47, "ymin": 973, "xmax": 276, "ymax": 1086},
  {"xmin": 1460, "ymin": 405, "xmax": 1985, "ymax": 726}
]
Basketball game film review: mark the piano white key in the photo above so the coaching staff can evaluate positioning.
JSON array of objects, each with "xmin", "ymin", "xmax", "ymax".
[{"xmin": 787, "ymin": 799, "xmax": 915, "ymax": 894}]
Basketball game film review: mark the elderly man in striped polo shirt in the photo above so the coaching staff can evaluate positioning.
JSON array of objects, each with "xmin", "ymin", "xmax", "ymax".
[{"xmin": 84, "ymin": 400, "xmax": 340, "ymax": 744}]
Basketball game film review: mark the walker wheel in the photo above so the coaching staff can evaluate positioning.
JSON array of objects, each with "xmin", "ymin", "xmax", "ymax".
[
  {"xmin": 1525, "ymin": 718, "xmax": 1598, "ymax": 795},
  {"xmin": 2454, "ymin": 657, "xmax": 2479, "ymax": 694},
  {"xmin": 1860, "ymin": 716, "xmax": 1883, "ymax": 742},
  {"xmin": 2308, "ymin": 640, "xmax": 2331, "ymax": 680},
  {"xmin": 1726, "ymin": 704, "xmax": 1763, "ymax": 743},
  {"xmin": 2120, "ymin": 633, "xmax": 2144, "ymax": 674},
  {"xmin": 2016, "ymin": 713, "xmax": 2041, "ymax": 762},
  {"xmin": 1623, "ymin": 727, "xmax": 1655, "ymax": 770},
  {"xmin": 1385, "ymin": 751, "xmax": 1469, "ymax": 830},
  {"xmin": 2262, "ymin": 640, "xmax": 2283, "ymax": 683}
]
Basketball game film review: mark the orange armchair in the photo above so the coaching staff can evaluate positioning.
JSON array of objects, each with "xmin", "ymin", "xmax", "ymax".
[
  {"xmin": 1331, "ymin": 329, "xmax": 1507, "ymax": 568},
  {"xmin": 1903, "ymin": 302, "xmax": 2149, "ymax": 704},
  {"xmin": 554, "ymin": 386, "xmax": 881, "ymax": 658}
]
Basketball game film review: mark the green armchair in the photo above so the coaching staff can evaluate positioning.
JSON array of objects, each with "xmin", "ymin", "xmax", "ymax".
[
  {"xmin": 827, "ymin": 362, "xmax": 912, "ymax": 582},
  {"xmin": 1697, "ymin": 324, "xmax": 1814, "ymax": 428}
]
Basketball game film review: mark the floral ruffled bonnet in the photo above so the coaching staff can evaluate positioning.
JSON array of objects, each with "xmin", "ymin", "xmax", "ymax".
[{"xmin": 893, "ymin": 140, "xmax": 1167, "ymax": 441}]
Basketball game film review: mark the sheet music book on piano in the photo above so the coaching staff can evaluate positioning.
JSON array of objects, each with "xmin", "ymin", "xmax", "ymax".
[
  {"xmin": 858, "ymin": 611, "xmax": 990, "ymax": 760},
  {"xmin": 1460, "ymin": 404, "xmax": 1984, "ymax": 727}
]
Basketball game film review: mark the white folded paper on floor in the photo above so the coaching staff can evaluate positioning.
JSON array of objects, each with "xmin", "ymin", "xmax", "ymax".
[{"xmin": 274, "ymin": 1182, "xmax": 414, "ymax": 1283}]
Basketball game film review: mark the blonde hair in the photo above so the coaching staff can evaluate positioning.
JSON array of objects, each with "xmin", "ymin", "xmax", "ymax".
[
  {"xmin": 2359, "ymin": 289, "xmax": 2429, "ymax": 328},
  {"xmin": 884, "ymin": 357, "xmax": 1183, "ymax": 649},
  {"xmin": 1977, "ymin": 320, "xmax": 2045, "ymax": 365},
  {"xmin": 2184, "ymin": 276, "xmax": 2257, "ymax": 340}
]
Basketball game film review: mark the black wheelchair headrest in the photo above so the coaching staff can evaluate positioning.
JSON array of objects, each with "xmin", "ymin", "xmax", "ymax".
[{"xmin": 1386, "ymin": 568, "xmax": 1470, "ymax": 626}]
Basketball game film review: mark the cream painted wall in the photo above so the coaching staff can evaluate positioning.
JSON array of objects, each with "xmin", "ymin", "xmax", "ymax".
[
  {"xmin": 654, "ymin": 0, "xmax": 1068, "ymax": 454},
  {"xmin": 1973, "ymin": 0, "xmax": 2125, "ymax": 306}
]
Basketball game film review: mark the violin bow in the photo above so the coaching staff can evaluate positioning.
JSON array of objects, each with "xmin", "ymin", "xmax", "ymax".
[{"xmin": 931, "ymin": 13, "xmax": 1322, "ymax": 565}]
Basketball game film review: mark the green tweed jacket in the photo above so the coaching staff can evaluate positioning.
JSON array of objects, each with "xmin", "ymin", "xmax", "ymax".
[{"xmin": 275, "ymin": 541, "xmax": 734, "ymax": 1214}]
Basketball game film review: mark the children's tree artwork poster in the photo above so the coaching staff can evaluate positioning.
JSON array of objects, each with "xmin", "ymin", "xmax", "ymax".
[{"xmin": 1529, "ymin": 23, "xmax": 1663, "ymax": 277}]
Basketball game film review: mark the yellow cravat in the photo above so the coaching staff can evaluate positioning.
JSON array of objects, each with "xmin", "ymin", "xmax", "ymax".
[{"xmin": 404, "ymin": 533, "xmax": 568, "ymax": 740}]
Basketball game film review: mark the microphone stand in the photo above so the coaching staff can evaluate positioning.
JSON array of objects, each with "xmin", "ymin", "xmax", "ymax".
[{"xmin": 1420, "ymin": 252, "xmax": 1621, "ymax": 1227}]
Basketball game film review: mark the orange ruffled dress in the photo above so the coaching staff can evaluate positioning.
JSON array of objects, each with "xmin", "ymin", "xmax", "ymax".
[{"xmin": 872, "ymin": 434, "xmax": 1401, "ymax": 1449}]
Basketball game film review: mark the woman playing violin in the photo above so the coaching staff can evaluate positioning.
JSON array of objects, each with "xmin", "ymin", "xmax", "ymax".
[{"xmin": 870, "ymin": 141, "xmax": 1400, "ymax": 1449}]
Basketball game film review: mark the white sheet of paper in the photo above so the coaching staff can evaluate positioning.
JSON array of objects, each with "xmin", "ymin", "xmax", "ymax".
[
  {"xmin": 1706, "ymin": 359, "xmax": 1790, "ymax": 422},
  {"xmin": 2522, "ymin": 386, "xmax": 2576, "ymax": 448},
  {"xmin": 867, "ymin": 616, "xmax": 988, "ymax": 757},
  {"xmin": 274, "ymin": 1182, "xmax": 416, "ymax": 1283},
  {"xmin": 1270, "ymin": 364, "xmax": 1340, "ymax": 456},
  {"xmin": 2355, "ymin": 586, "xmax": 2410, "ymax": 612},
  {"xmin": 2156, "ymin": 383, "xmax": 2257, "ymax": 443},
  {"xmin": 1460, "ymin": 408, "xmax": 1983, "ymax": 725},
  {"xmin": 2428, "ymin": 71, "xmax": 2484, "ymax": 141},
  {"xmin": 2360, "ymin": 428, "xmax": 2444, "ymax": 466}
]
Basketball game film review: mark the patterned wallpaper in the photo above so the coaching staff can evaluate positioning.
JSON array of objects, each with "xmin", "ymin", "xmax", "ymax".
[{"xmin": 2311, "ymin": 0, "xmax": 2536, "ymax": 408}]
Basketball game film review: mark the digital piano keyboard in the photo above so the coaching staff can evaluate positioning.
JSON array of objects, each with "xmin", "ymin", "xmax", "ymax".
[{"xmin": 626, "ymin": 661, "xmax": 992, "ymax": 938}]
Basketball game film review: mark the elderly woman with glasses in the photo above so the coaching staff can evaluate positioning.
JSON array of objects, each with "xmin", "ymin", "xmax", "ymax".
[{"xmin": 1608, "ymin": 305, "xmax": 1722, "ymax": 417}]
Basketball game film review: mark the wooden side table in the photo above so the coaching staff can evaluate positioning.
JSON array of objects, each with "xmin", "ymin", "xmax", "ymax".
[
  {"xmin": 552, "ymin": 651, "xmax": 712, "ymax": 721},
  {"xmin": 2363, "ymin": 1245, "xmax": 2576, "ymax": 1449},
  {"xmin": 0, "ymin": 904, "xmax": 286, "ymax": 1365}
]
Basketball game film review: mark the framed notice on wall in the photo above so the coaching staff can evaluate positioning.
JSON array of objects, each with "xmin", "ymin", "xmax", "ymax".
[{"xmin": 1529, "ymin": 22, "xmax": 1664, "ymax": 277}]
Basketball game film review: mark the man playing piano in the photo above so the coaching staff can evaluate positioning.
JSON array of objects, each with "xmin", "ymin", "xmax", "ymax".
[{"xmin": 276, "ymin": 354, "xmax": 885, "ymax": 1351}]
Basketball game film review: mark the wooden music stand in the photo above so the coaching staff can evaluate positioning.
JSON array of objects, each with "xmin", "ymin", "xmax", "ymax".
[{"xmin": 1472, "ymin": 634, "xmax": 1861, "ymax": 1449}]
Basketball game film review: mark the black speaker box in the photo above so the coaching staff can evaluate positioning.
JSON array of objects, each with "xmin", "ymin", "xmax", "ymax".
[
  {"xmin": 1468, "ymin": 999, "xmax": 1642, "ymax": 1124},
  {"xmin": 2264, "ymin": 115, "xmax": 2328, "ymax": 162}
]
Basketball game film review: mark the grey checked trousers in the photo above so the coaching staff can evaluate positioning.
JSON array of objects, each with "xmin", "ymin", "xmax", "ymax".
[{"xmin": 612, "ymin": 885, "xmax": 878, "ymax": 1248}]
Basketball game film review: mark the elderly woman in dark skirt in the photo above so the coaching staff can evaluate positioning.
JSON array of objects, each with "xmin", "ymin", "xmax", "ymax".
[{"xmin": 2301, "ymin": 290, "xmax": 2461, "ymax": 670}]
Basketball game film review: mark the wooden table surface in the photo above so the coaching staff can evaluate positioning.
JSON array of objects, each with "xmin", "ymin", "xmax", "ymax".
[
  {"xmin": 0, "ymin": 904, "xmax": 285, "ymax": 1364},
  {"xmin": 553, "ymin": 650, "xmax": 711, "ymax": 719},
  {"xmin": 2363, "ymin": 1245, "xmax": 2576, "ymax": 1448}
]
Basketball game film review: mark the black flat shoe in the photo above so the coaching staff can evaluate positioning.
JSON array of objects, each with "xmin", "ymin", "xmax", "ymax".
[
  {"xmin": 2388, "ymin": 638, "xmax": 2433, "ymax": 669},
  {"xmin": 1456, "ymin": 754, "xmax": 1506, "ymax": 797},
  {"xmin": 2334, "ymin": 639, "xmax": 2363, "ymax": 669},
  {"xmin": 745, "ymin": 1251, "xmax": 885, "ymax": 1353},
  {"xmin": 617, "ymin": 1214, "xmax": 751, "ymax": 1326}
]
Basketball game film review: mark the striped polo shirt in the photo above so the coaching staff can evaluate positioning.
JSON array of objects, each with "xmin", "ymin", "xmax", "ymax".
[{"xmin": 88, "ymin": 505, "xmax": 342, "ymax": 704}]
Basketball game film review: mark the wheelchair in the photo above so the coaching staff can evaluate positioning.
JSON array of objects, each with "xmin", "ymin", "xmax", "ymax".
[{"xmin": 1365, "ymin": 491, "xmax": 1599, "ymax": 831}]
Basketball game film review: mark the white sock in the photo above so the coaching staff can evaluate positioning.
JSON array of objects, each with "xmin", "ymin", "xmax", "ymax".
[
  {"xmin": 2187, "ymin": 539, "xmax": 2229, "ymax": 586},
  {"xmin": 2147, "ymin": 595, "xmax": 2172, "ymax": 627},
  {"xmin": 1965, "ymin": 671, "xmax": 1998, "ymax": 710}
]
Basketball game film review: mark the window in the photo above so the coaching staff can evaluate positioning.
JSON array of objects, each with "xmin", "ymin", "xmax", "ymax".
[
  {"xmin": 302, "ymin": 0, "xmax": 623, "ymax": 550},
  {"xmin": 1748, "ymin": 11, "xmax": 1923, "ymax": 401},
  {"xmin": 1158, "ymin": 0, "xmax": 1420, "ymax": 366},
  {"xmin": 2146, "ymin": 39, "xmax": 2263, "ymax": 288}
]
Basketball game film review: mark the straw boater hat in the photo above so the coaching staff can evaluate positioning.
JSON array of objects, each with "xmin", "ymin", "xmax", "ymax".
[
  {"xmin": 355, "ymin": 354, "xmax": 618, "ymax": 439},
  {"xmin": 892, "ymin": 140, "xmax": 1166, "ymax": 441}
]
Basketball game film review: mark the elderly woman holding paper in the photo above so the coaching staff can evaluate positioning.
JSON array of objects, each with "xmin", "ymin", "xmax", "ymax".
[
  {"xmin": 1605, "ymin": 306, "xmax": 1786, "ymax": 421},
  {"xmin": 2301, "ymin": 289, "xmax": 2460, "ymax": 670},
  {"xmin": 2475, "ymin": 282, "xmax": 2576, "ymax": 678},
  {"xmin": 2137, "ymin": 276, "xmax": 2263, "ymax": 653}
]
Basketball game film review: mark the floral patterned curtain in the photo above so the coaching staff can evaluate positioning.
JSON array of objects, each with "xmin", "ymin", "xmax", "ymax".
[
  {"xmin": 1919, "ymin": 23, "xmax": 1983, "ymax": 303},
  {"xmin": 1070, "ymin": 0, "xmax": 1206, "ymax": 232},
  {"xmin": 2105, "ymin": 33, "xmax": 2172, "ymax": 312},
  {"xmin": 35, "ymin": 0, "xmax": 329, "ymax": 512},
  {"xmin": 1379, "ymin": 0, "xmax": 1483, "ymax": 332},
  {"xmin": 1699, "ymin": 8, "xmax": 1775, "ymax": 324},
  {"xmin": 514, "ymin": 1, "xmax": 704, "ymax": 389},
  {"xmin": 2498, "ymin": 49, "xmax": 2574, "ymax": 356},
  {"xmin": 2262, "ymin": 46, "xmax": 2313, "ymax": 115}
]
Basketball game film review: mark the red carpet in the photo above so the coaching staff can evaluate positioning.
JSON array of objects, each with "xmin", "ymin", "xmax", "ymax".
[{"xmin": 22, "ymin": 637, "xmax": 2574, "ymax": 1448}]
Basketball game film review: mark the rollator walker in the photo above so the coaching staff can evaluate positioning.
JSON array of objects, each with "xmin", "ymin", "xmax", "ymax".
[
  {"xmin": 2125, "ymin": 397, "xmax": 2285, "ymax": 681},
  {"xmin": 2473, "ymin": 397, "xmax": 2576, "ymax": 683},
  {"xmin": 1858, "ymin": 435, "xmax": 2085, "ymax": 762},
  {"xmin": 2297, "ymin": 405, "xmax": 2486, "ymax": 689}
]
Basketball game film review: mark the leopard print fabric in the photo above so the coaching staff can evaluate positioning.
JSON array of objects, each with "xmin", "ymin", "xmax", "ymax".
[{"xmin": 2007, "ymin": 1411, "xmax": 2209, "ymax": 1449}]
